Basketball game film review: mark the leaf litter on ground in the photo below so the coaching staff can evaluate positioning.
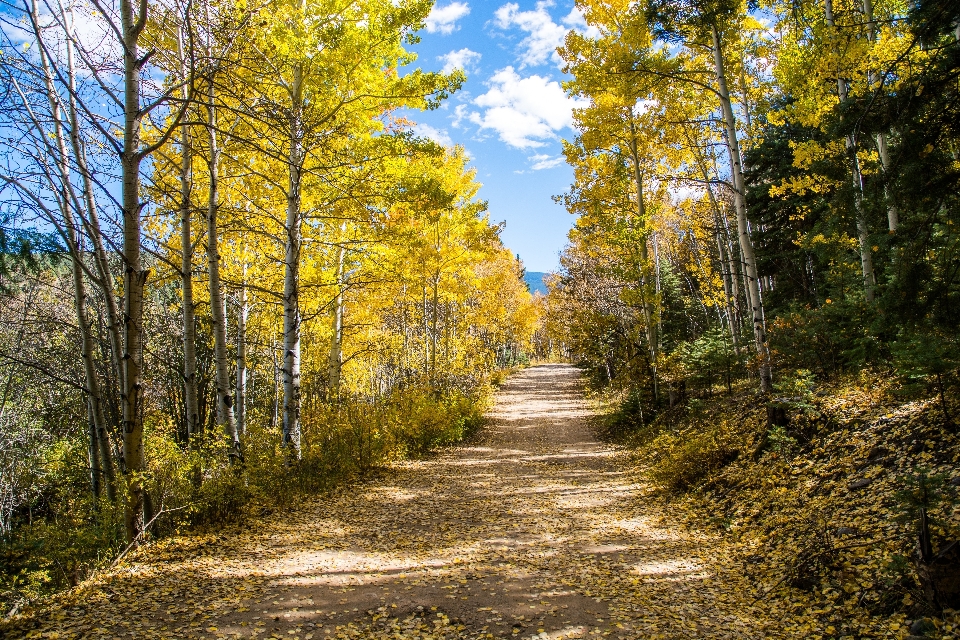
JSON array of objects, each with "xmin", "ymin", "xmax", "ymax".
[{"xmin": 4, "ymin": 364, "xmax": 958, "ymax": 639}]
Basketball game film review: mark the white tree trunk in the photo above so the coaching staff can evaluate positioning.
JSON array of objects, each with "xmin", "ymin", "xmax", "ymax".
[
  {"xmin": 120, "ymin": 0, "xmax": 152, "ymax": 541},
  {"xmin": 86, "ymin": 405, "xmax": 101, "ymax": 497},
  {"xmin": 711, "ymin": 23, "xmax": 772, "ymax": 392},
  {"xmin": 876, "ymin": 132, "xmax": 898, "ymax": 231},
  {"xmin": 236, "ymin": 269, "xmax": 248, "ymax": 436},
  {"xmin": 180, "ymin": 129, "xmax": 200, "ymax": 443},
  {"xmin": 690, "ymin": 140, "xmax": 742, "ymax": 353},
  {"xmin": 282, "ymin": 64, "xmax": 304, "ymax": 460},
  {"xmin": 862, "ymin": 0, "xmax": 899, "ymax": 233},
  {"xmin": 328, "ymin": 242, "xmax": 345, "ymax": 400},
  {"xmin": 431, "ymin": 274, "xmax": 439, "ymax": 384},
  {"xmin": 825, "ymin": 0, "xmax": 877, "ymax": 302},
  {"xmin": 177, "ymin": 28, "xmax": 200, "ymax": 446},
  {"xmin": 708, "ymin": 195, "xmax": 742, "ymax": 353},
  {"xmin": 204, "ymin": 79, "xmax": 240, "ymax": 461}
]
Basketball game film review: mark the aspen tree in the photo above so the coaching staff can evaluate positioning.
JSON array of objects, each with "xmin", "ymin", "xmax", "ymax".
[
  {"xmin": 236, "ymin": 263, "xmax": 248, "ymax": 435},
  {"xmin": 65, "ymin": 0, "xmax": 198, "ymax": 540},
  {"xmin": 862, "ymin": 0, "xmax": 899, "ymax": 233},
  {"xmin": 1, "ymin": 0, "xmax": 121, "ymax": 501},
  {"xmin": 37, "ymin": 33, "xmax": 117, "ymax": 502},
  {"xmin": 328, "ymin": 232, "xmax": 347, "ymax": 400},
  {"xmin": 824, "ymin": 0, "xmax": 876, "ymax": 303},
  {"xmin": 709, "ymin": 22, "xmax": 772, "ymax": 391},
  {"xmin": 175, "ymin": 25, "xmax": 201, "ymax": 444},
  {"xmin": 562, "ymin": 0, "xmax": 769, "ymax": 391},
  {"xmin": 201, "ymin": 46, "xmax": 241, "ymax": 460},
  {"xmin": 57, "ymin": 2, "xmax": 127, "ymax": 408},
  {"xmin": 240, "ymin": 0, "xmax": 460, "ymax": 459}
]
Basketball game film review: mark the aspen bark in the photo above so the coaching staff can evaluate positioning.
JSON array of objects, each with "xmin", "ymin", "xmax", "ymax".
[
  {"xmin": 236, "ymin": 272, "xmax": 247, "ymax": 436},
  {"xmin": 877, "ymin": 132, "xmax": 898, "ymax": 231},
  {"xmin": 824, "ymin": 0, "xmax": 877, "ymax": 302},
  {"xmin": 70, "ymin": 232, "xmax": 115, "ymax": 501},
  {"xmin": 710, "ymin": 199, "xmax": 742, "ymax": 353},
  {"xmin": 328, "ymin": 242, "xmax": 346, "ymax": 399},
  {"xmin": 431, "ymin": 274, "xmax": 439, "ymax": 384},
  {"xmin": 627, "ymin": 122, "xmax": 659, "ymax": 402},
  {"xmin": 177, "ymin": 28, "xmax": 200, "ymax": 446},
  {"xmin": 422, "ymin": 284, "xmax": 429, "ymax": 372},
  {"xmin": 862, "ymin": 0, "xmax": 899, "ymax": 232},
  {"xmin": 282, "ymin": 64, "xmax": 304, "ymax": 460},
  {"xmin": 120, "ymin": 0, "xmax": 152, "ymax": 541},
  {"xmin": 61, "ymin": 155, "xmax": 115, "ymax": 503},
  {"xmin": 691, "ymin": 139, "xmax": 742, "ymax": 352},
  {"xmin": 181, "ymin": 136, "xmax": 200, "ymax": 442},
  {"xmin": 204, "ymin": 78, "xmax": 240, "ymax": 461},
  {"xmin": 87, "ymin": 405, "xmax": 101, "ymax": 498},
  {"xmin": 711, "ymin": 23, "xmax": 772, "ymax": 392},
  {"xmin": 726, "ymin": 212, "xmax": 750, "ymax": 344},
  {"xmin": 271, "ymin": 344, "xmax": 280, "ymax": 432},
  {"xmin": 714, "ymin": 230, "xmax": 739, "ymax": 347},
  {"xmin": 711, "ymin": 152, "xmax": 748, "ymax": 330}
]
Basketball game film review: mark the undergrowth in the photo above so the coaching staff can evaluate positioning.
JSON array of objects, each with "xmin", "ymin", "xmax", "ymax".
[
  {"xmin": 0, "ymin": 387, "xmax": 486, "ymax": 614},
  {"xmin": 599, "ymin": 370, "xmax": 960, "ymax": 637}
]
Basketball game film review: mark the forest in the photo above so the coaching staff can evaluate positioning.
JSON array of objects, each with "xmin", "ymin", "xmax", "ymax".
[
  {"xmin": 543, "ymin": 0, "xmax": 960, "ymax": 633},
  {"xmin": 0, "ymin": 0, "xmax": 959, "ymax": 636},
  {"xmin": 0, "ymin": 0, "xmax": 537, "ymax": 611},
  {"xmin": 550, "ymin": 0, "xmax": 960, "ymax": 402}
]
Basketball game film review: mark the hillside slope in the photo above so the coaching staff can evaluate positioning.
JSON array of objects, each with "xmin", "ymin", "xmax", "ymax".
[{"xmin": 608, "ymin": 377, "xmax": 960, "ymax": 637}]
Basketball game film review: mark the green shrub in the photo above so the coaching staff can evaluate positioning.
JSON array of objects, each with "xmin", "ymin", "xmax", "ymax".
[
  {"xmin": 0, "ymin": 436, "xmax": 124, "ymax": 609},
  {"xmin": 766, "ymin": 424, "xmax": 798, "ymax": 455},
  {"xmin": 0, "ymin": 383, "xmax": 489, "ymax": 612},
  {"xmin": 648, "ymin": 426, "xmax": 739, "ymax": 492}
]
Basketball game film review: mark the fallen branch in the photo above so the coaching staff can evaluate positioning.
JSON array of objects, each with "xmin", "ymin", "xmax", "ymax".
[
  {"xmin": 752, "ymin": 535, "xmax": 902, "ymax": 603},
  {"xmin": 4, "ymin": 504, "xmax": 192, "ymax": 620},
  {"xmin": 109, "ymin": 505, "xmax": 191, "ymax": 570}
]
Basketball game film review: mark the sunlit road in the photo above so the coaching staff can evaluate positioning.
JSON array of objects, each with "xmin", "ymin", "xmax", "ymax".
[{"xmin": 26, "ymin": 364, "xmax": 766, "ymax": 639}]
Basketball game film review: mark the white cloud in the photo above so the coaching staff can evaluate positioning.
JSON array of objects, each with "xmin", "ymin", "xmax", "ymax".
[
  {"xmin": 425, "ymin": 2, "xmax": 470, "ymax": 34},
  {"xmin": 452, "ymin": 104, "xmax": 470, "ymax": 128},
  {"xmin": 465, "ymin": 66, "xmax": 586, "ymax": 149},
  {"xmin": 560, "ymin": 6, "xmax": 602, "ymax": 39},
  {"xmin": 438, "ymin": 48, "xmax": 481, "ymax": 74},
  {"xmin": 528, "ymin": 154, "xmax": 565, "ymax": 170},
  {"xmin": 634, "ymin": 98, "xmax": 657, "ymax": 115},
  {"xmin": 3, "ymin": 5, "xmax": 120, "ymax": 68},
  {"xmin": 412, "ymin": 123, "xmax": 454, "ymax": 147},
  {"xmin": 668, "ymin": 185, "xmax": 702, "ymax": 203},
  {"xmin": 493, "ymin": 1, "xmax": 568, "ymax": 68}
]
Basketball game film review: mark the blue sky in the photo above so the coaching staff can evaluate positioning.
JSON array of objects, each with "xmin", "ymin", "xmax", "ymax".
[{"xmin": 404, "ymin": 0, "xmax": 597, "ymax": 273}]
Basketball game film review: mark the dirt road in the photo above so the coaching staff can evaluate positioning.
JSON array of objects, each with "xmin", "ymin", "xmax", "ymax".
[{"xmin": 23, "ymin": 364, "xmax": 768, "ymax": 639}]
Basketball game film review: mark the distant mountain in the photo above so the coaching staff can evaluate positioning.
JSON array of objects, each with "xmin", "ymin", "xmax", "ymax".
[{"xmin": 523, "ymin": 271, "xmax": 549, "ymax": 296}]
